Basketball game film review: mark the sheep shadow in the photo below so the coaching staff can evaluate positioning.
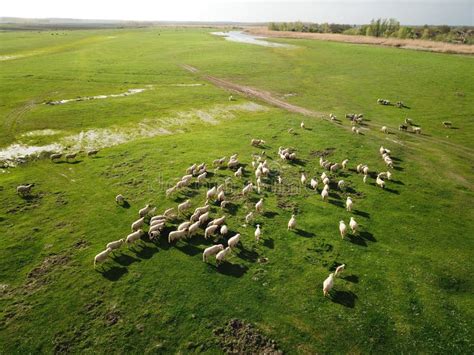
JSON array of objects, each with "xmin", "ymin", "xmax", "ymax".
[
  {"xmin": 222, "ymin": 202, "xmax": 239, "ymax": 215},
  {"xmin": 341, "ymin": 275, "xmax": 359, "ymax": 283},
  {"xmin": 295, "ymin": 229, "xmax": 315, "ymax": 238},
  {"xmin": 236, "ymin": 246, "xmax": 259, "ymax": 262},
  {"xmin": 360, "ymin": 231, "xmax": 376, "ymax": 242},
  {"xmin": 329, "ymin": 199, "xmax": 344, "ymax": 208},
  {"xmin": 120, "ymin": 201, "xmax": 131, "ymax": 209},
  {"xmin": 263, "ymin": 211, "xmax": 278, "ymax": 219},
  {"xmin": 391, "ymin": 180, "xmax": 405, "ymax": 185},
  {"xmin": 19, "ymin": 194, "xmax": 41, "ymax": 201},
  {"xmin": 384, "ymin": 187, "xmax": 400, "ymax": 194},
  {"xmin": 331, "ymin": 290, "xmax": 357, "ymax": 308},
  {"xmin": 288, "ymin": 159, "xmax": 306, "ymax": 167},
  {"xmin": 353, "ymin": 210, "xmax": 370, "ymax": 218},
  {"xmin": 100, "ymin": 266, "xmax": 128, "ymax": 281},
  {"xmin": 346, "ymin": 234, "xmax": 367, "ymax": 247},
  {"xmin": 175, "ymin": 243, "xmax": 202, "ymax": 256},
  {"xmin": 134, "ymin": 244, "xmax": 159, "ymax": 259},
  {"xmin": 215, "ymin": 262, "xmax": 248, "ymax": 278},
  {"xmin": 263, "ymin": 237, "xmax": 274, "ymax": 249},
  {"xmin": 329, "ymin": 192, "xmax": 341, "ymax": 199},
  {"xmin": 112, "ymin": 253, "xmax": 140, "ymax": 266},
  {"xmin": 393, "ymin": 166, "xmax": 404, "ymax": 171},
  {"xmin": 66, "ymin": 160, "xmax": 82, "ymax": 165}
]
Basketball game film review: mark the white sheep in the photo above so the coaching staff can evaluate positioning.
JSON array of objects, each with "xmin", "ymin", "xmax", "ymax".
[
  {"xmin": 168, "ymin": 229, "xmax": 187, "ymax": 243},
  {"xmin": 220, "ymin": 224, "xmax": 228, "ymax": 235},
  {"xmin": 205, "ymin": 224, "xmax": 219, "ymax": 239},
  {"xmin": 413, "ymin": 127, "xmax": 422, "ymax": 134},
  {"xmin": 335, "ymin": 264, "xmax": 345, "ymax": 277},
  {"xmin": 362, "ymin": 166, "xmax": 369, "ymax": 175},
  {"xmin": 126, "ymin": 230, "xmax": 144, "ymax": 244},
  {"xmin": 115, "ymin": 194, "xmax": 125, "ymax": 205},
  {"xmin": 216, "ymin": 247, "xmax": 232, "ymax": 265},
  {"xmin": 323, "ymin": 177, "xmax": 330, "ymax": 186},
  {"xmin": 300, "ymin": 173, "xmax": 307, "ymax": 185},
  {"xmin": 210, "ymin": 215, "xmax": 226, "ymax": 226},
  {"xmin": 131, "ymin": 217, "xmax": 145, "ymax": 231},
  {"xmin": 16, "ymin": 184, "xmax": 34, "ymax": 196},
  {"xmin": 94, "ymin": 248, "xmax": 112, "ymax": 268},
  {"xmin": 234, "ymin": 167, "xmax": 243, "ymax": 178},
  {"xmin": 346, "ymin": 197, "xmax": 353, "ymax": 212},
  {"xmin": 330, "ymin": 163, "xmax": 340, "ymax": 172},
  {"xmin": 207, "ymin": 186, "xmax": 217, "ymax": 200},
  {"xmin": 203, "ymin": 244, "xmax": 224, "ymax": 262},
  {"xmin": 255, "ymin": 199, "xmax": 264, "ymax": 213},
  {"xmin": 187, "ymin": 221, "xmax": 201, "ymax": 238},
  {"xmin": 363, "ymin": 175, "xmax": 367, "ymax": 184},
  {"xmin": 149, "ymin": 230, "xmax": 161, "ymax": 241},
  {"xmin": 245, "ymin": 211, "xmax": 254, "ymax": 224},
  {"xmin": 341, "ymin": 159, "xmax": 349, "ymax": 169},
  {"xmin": 106, "ymin": 239, "xmax": 124, "ymax": 253},
  {"xmin": 197, "ymin": 172, "xmax": 207, "ymax": 183},
  {"xmin": 277, "ymin": 176, "xmax": 282, "ymax": 184},
  {"xmin": 186, "ymin": 163, "xmax": 197, "ymax": 174},
  {"xmin": 255, "ymin": 224, "xmax": 261, "ymax": 242},
  {"xmin": 321, "ymin": 172, "xmax": 327, "ymax": 180},
  {"xmin": 381, "ymin": 126, "xmax": 388, "ymax": 134},
  {"xmin": 242, "ymin": 182, "xmax": 253, "ymax": 196},
  {"xmin": 310, "ymin": 178, "xmax": 318, "ymax": 190},
  {"xmin": 337, "ymin": 180, "xmax": 345, "ymax": 190},
  {"xmin": 228, "ymin": 233, "xmax": 241, "ymax": 249},
  {"xmin": 339, "ymin": 220, "xmax": 347, "ymax": 239},
  {"xmin": 386, "ymin": 171, "xmax": 392, "ymax": 180},
  {"xmin": 376, "ymin": 176, "xmax": 385, "ymax": 188},
  {"xmin": 288, "ymin": 214, "xmax": 296, "ymax": 230},
  {"xmin": 166, "ymin": 186, "xmax": 177, "ymax": 197},
  {"xmin": 349, "ymin": 217, "xmax": 358, "ymax": 234},
  {"xmin": 198, "ymin": 212, "xmax": 210, "ymax": 225},
  {"xmin": 323, "ymin": 273, "xmax": 334, "ymax": 296},
  {"xmin": 164, "ymin": 208, "xmax": 175, "ymax": 218},
  {"xmin": 300, "ymin": 121, "xmax": 305, "ymax": 129},
  {"xmin": 321, "ymin": 189, "xmax": 329, "ymax": 201},
  {"xmin": 178, "ymin": 199, "xmax": 191, "ymax": 214},
  {"xmin": 139, "ymin": 204, "xmax": 152, "ymax": 217},
  {"xmin": 178, "ymin": 221, "xmax": 192, "ymax": 231}
]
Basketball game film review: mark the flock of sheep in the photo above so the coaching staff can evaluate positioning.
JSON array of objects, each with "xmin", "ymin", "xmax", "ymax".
[{"xmin": 89, "ymin": 115, "xmax": 401, "ymax": 298}]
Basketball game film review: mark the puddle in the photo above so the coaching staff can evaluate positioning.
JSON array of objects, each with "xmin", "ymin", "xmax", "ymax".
[
  {"xmin": 211, "ymin": 31, "xmax": 295, "ymax": 48},
  {"xmin": 45, "ymin": 88, "xmax": 147, "ymax": 105},
  {"xmin": 0, "ymin": 55, "xmax": 24, "ymax": 61},
  {"xmin": 169, "ymin": 84, "xmax": 204, "ymax": 87},
  {"xmin": 0, "ymin": 102, "xmax": 268, "ymax": 167}
]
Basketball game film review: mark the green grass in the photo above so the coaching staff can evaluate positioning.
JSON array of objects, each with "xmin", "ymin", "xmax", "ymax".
[{"xmin": 0, "ymin": 27, "xmax": 473, "ymax": 353}]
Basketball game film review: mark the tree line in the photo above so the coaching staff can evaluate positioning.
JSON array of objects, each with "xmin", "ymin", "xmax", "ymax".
[{"xmin": 268, "ymin": 19, "xmax": 473, "ymax": 44}]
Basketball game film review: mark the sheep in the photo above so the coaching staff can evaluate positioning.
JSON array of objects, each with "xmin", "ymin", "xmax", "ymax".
[
  {"xmin": 442, "ymin": 121, "xmax": 452, "ymax": 128},
  {"xmin": 339, "ymin": 220, "xmax": 347, "ymax": 239},
  {"xmin": 227, "ymin": 159, "xmax": 239, "ymax": 169},
  {"xmin": 346, "ymin": 197, "xmax": 353, "ymax": 212},
  {"xmin": 255, "ymin": 224, "xmax": 261, "ymax": 242},
  {"xmin": 242, "ymin": 182, "xmax": 253, "ymax": 196},
  {"xmin": 216, "ymin": 247, "xmax": 232, "ymax": 265},
  {"xmin": 106, "ymin": 239, "xmax": 124, "ymax": 253},
  {"xmin": 376, "ymin": 176, "xmax": 385, "ymax": 188},
  {"xmin": 115, "ymin": 194, "xmax": 125, "ymax": 205},
  {"xmin": 149, "ymin": 230, "xmax": 161, "ymax": 241},
  {"xmin": 330, "ymin": 163, "xmax": 340, "ymax": 172},
  {"xmin": 341, "ymin": 159, "xmax": 349, "ymax": 170},
  {"xmin": 187, "ymin": 221, "xmax": 201, "ymax": 238},
  {"xmin": 207, "ymin": 186, "xmax": 217, "ymax": 200},
  {"xmin": 234, "ymin": 167, "xmax": 243, "ymax": 178},
  {"xmin": 164, "ymin": 208, "xmax": 175, "ymax": 218},
  {"xmin": 386, "ymin": 171, "xmax": 392, "ymax": 180},
  {"xmin": 168, "ymin": 229, "xmax": 187, "ymax": 243},
  {"xmin": 217, "ymin": 190, "xmax": 225, "ymax": 202},
  {"xmin": 300, "ymin": 121, "xmax": 305, "ymax": 129},
  {"xmin": 349, "ymin": 217, "xmax": 358, "ymax": 234},
  {"xmin": 323, "ymin": 273, "xmax": 334, "ymax": 297},
  {"xmin": 139, "ymin": 204, "xmax": 152, "ymax": 217},
  {"xmin": 194, "ymin": 172, "xmax": 206, "ymax": 184},
  {"xmin": 245, "ymin": 211, "xmax": 254, "ymax": 224},
  {"xmin": 65, "ymin": 152, "xmax": 79, "ymax": 161},
  {"xmin": 178, "ymin": 221, "xmax": 192, "ymax": 231},
  {"xmin": 186, "ymin": 163, "xmax": 197, "ymax": 174},
  {"xmin": 362, "ymin": 166, "xmax": 369, "ymax": 176},
  {"xmin": 205, "ymin": 224, "xmax": 219, "ymax": 239},
  {"xmin": 198, "ymin": 212, "xmax": 210, "ymax": 225},
  {"xmin": 193, "ymin": 204, "xmax": 210, "ymax": 217},
  {"xmin": 227, "ymin": 233, "xmax": 241, "ymax": 249},
  {"xmin": 149, "ymin": 223, "xmax": 164, "ymax": 236},
  {"xmin": 323, "ymin": 161, "xmax": 332, "ymax": 170},
  {"xmin": 255, "ymin": 168, "xmax": 262, "ymax": 179},
  {"xmin": 323, "ymin": 177, "xmax": 330, "ymax": 186},
  {"xmin": 277, "ymin": 176, "xmax": 283, "ymax": 184},
  {"xmin": 337, "ymin": 180, "xmax": 345, "ymax": 190},
  {"xmin": 210, "ymin": 215, "xmax": 226, "ymax": 226},
  {"xmin": 166, "ymin": 186, "xmax": 177, "ymax": 197},
  {"xmin": 16, "ymin": 184, "xmax": 34, "ymax": 196},
  {"xmin": 50, "ymin": 153, "xmax": 62, "ymax": 161},
  {"xmin": 321, "ymin": 172, "xmax": 327, "ymax": 180},
  {"xmin": 150, "ymin": 215, "xmax": 166, "ymax": 224},
  {"xmin": 323, "ymin": 184, "xmax": 329, "ymax": 192},
  {"xmin": 381, "ymin": 126, "xmax": 388, "ymax": 134},
  {"xmin": 321, "ymin": 189, "xmax": 329, "ymax": 201},
  {"xmin": 413, "ymin": 127, "xmax": 422, "ymax": 134},
  {"xmin": 94, "ymin": 248, "xmax": 112, "ymax": 269},
  {"xmin": 405, "ymin": 118, "xmax": 413, "ymax": 125},
  {"xmin": 399, "ymin": 124, "xmax": 408, "ymax": 131},
  {"xmin": 220, "ymin": 225, "xmax": 228, "ymax": 236},
  {"xmin": 251, "ymin": 139, "xmax": 265, "ymax": 147},
  {"xmin": 300, "ymin": 173, "xmax": 307, "ymax": 185},
  {"xmin": 213, "ymin": 157, "xmax": 226, "ymax": 167},
  {"xmin": 178, "ymin": 199, "xmax": 191, "ymax": 214},
  {"xmin": 203, "ymin": 244, "xmax": 224, "ymax": 262},
  {"xmin": 356, "ymin": 164, "xmax": 363, "ymax": 173},
  {"xmin": 288, "ymin": 214, "xmax": 296, "ymax": 230},
  {"xmin": 126, "ymin": 230, "xmax": 144, "ymax": 245},
  {"xmin": 131, "ymin": 217, "xmax": 145, "ymax": 232},
  {"xmin": 351, "ymin": 126, "xmax": 357, "ymax": 134},
  {"xmin": 229, "ymin": 95, "xmax": 234, "ymax": 101},
  {"xmin": 310, "ymin": 178, "xmax": 318, "ymax": 190},
  {"xmin": 335, "ymin": 264, "xmax": 345, "ymax": 277},
  {"xmin": 255, "ymin": 199, "xmax": 264, "ymax": 213},
  {"xmin": 363, "ymin": 174, "xmax": 368, "ymax": 184}
]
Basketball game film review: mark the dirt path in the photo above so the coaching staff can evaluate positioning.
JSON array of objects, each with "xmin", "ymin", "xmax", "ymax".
[
  {"xmin": 181, "ymin": 64, "xmax": 474, "ymax": 159},
  {"xmin": 245, "ymin": 27, "xmax": 474, "ymax": 56}
]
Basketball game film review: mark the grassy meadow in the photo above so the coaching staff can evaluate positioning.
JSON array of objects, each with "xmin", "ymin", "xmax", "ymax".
[{"xmin": 0, "ymin": 27, "xmax": 473, "ymax": 353}]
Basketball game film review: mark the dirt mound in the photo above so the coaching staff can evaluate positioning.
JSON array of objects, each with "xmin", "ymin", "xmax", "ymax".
[{"xmin": 214, "ymin": 319, "xmax": 282, "ymax": 354}]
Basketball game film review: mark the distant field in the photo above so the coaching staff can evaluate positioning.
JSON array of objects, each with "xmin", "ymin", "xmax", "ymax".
[{"xmin": 0, "ymin": 27, "xmax": 473, "ymax": 353}]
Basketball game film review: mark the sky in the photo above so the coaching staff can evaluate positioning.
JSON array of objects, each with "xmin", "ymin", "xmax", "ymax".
[{"xmin": 2, "ymin": 0, "xmax": 473, "ymax": 25}]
